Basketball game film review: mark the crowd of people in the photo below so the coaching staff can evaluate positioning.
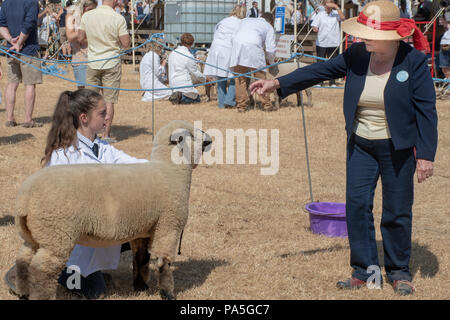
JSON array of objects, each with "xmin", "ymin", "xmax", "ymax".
[
  {"xmin": 0, "ymin": 0, "xmax": 444, "ymax": 299},
  {"xmin": 140, "ymin": 4, "xmax": 278, "ymax": 112}
]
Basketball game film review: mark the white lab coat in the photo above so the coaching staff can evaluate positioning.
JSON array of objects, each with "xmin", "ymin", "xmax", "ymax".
[
  {"xmin": 168, "ymin": 45, "xmax": 206, "ymax": 96},
  {"xmin": 229, "ymin": 17, "xmax": 276, "ymax": 71},
  {"xmin": 140, "ymin": 51, "xmax": 172, "ymax": 101},
  {"xmin": 47, "ymin": 132, "xmax": 148, "ymax": 277},
  {"xmin": 204, "ymin": 16, "xmax": 242, "ymax": 78}
]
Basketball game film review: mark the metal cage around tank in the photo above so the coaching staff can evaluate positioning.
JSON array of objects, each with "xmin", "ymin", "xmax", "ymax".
[{"xmin": 164, "ymin": 0, "xmax": 237, "ymax": 45}]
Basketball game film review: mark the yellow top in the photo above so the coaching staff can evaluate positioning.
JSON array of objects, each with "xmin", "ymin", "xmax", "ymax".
[
  {"xmin": 353, "ymin": 63, "xmax": 391, "ymax": 140},
  {"xmin": 80, "ymin": 6, "xmax": 128, "ymax": 70}
]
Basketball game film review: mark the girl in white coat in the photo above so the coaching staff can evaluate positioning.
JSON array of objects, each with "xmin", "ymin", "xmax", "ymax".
[
  {"xmin": 203, "ymin": 5, "xmax": 246, "ymax": 109},
  {"xmin": 140, "ymin": 41, "xmax": 172, "ymax": 101},
  {"xmin": 42, "ymin": 89, "xmax": 148, "ymax": 299}
]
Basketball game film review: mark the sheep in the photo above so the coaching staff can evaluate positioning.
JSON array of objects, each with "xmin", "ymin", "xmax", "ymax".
[
  {"xmin": 267, "ymin": 61, "xmax": 313, "ymax": 109},
  {"xmin": 195, "ymin": 50, "xmax": 215, "ymax": 102},
  {"xmin": 14, "ymin": 120, "xmax": 212, "ymax": 300}
]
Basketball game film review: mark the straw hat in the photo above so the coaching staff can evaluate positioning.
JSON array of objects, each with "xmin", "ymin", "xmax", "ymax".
[{"xmin": 342, "ymin": 0, "xmax": 414, "ymax": 40}]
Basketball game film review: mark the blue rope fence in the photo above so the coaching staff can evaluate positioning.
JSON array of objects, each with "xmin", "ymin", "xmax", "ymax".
[{"xmin": 1, "ymin": 33, "xmax": 448, "ymax": 92}]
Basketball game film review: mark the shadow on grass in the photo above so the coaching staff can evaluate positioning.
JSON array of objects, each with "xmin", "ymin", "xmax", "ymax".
[
  {"xmin": 111, "ymin": 125, "xmax": 152, "ymax": 142},
  {"xmin": 278, "ymin": 244, "xmax": 348, "ymax": 259},
  {"xmin": 0, "ymin": 133, "xmax": 34, "ymax": 145},
  {"xmin": 172, "ymin": 258, "xmax": 228, "ymax": 295},
  {"xmin": 33, "ymin": 116, "xmax": 52, "ymax": 124},
  {"xmin": 103, "ymin": 257, "xmax": 228, "ymax": 299},
  {"xmin": 0, "ymin": 215, "xmax": 14, "ymax": 226},
  {"xmin": 376, "ymin": 240, "xmax": 439, "ymax": 279},
  {"xmin": 278, "ymin": 240, "xmax": 438, "ymax": 279}
]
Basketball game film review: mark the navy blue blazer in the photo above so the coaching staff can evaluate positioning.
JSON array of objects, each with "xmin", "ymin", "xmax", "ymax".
[{"xmin": 277, "ymin": 42, "xmax": 438, "ymax": 161}]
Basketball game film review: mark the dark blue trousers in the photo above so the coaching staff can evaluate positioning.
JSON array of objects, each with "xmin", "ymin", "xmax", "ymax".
[{"xmin": 346, "ymin": 134, "xmax": 415, "ymax": 283}]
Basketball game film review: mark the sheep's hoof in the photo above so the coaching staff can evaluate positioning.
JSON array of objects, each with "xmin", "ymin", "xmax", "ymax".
[
  {"xmin": 9, "ymin": 289, "xmax": 28, "ymax": 300},
  {"xmin": 133, "ymin": 280, "xmax": 149, "ymax": 292},
  {"xmin": 160, "ymin": 290, "xmax": 175, "ymax": 300}
]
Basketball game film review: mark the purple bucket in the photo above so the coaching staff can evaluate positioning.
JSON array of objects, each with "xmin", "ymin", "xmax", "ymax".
[{"xmin": 305, "ymin": 202, "xmax": 348, "ymax": 238}]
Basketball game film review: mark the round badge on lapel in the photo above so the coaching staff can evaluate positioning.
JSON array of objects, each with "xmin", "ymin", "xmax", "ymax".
[{"xmin": 396, "ymin": 70, "xmax": 409, "ymax": 82}]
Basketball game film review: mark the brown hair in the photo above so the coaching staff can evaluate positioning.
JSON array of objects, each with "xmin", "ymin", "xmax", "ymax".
[
  {"xmin": 180, "ymin": 33, "xmax": 195, "ymax": 47},
  {"xmin": 261, "ymin": 12, "xmax": 274, "ymax": 25},
  {"xmin": 42, "ymin": 89, "xmax": 103, "ymax": 166}
]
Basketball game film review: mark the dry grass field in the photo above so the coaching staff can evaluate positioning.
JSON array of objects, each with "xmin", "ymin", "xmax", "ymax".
[{"xmin": 0, "ymin": 62, "xmax": 449, "ymax": 300}]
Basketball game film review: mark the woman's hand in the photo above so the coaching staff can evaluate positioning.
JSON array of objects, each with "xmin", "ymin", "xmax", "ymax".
[
  {"xmin": 249, "ymin": 79, "xmax": 280, "ymax": 97},
  {"xmin": 416, "ymin": 159, "xmax": 434, "ymax": 183}
]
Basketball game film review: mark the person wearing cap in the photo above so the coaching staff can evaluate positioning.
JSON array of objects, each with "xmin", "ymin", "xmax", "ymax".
[{"xmin": 249, "ymin": 0, "xmax": 437, "ymax": 296}]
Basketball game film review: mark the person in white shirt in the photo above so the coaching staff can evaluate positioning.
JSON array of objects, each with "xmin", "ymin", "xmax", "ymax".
[
  {"xmin": 140, "ymin": 40, "xmax": 172, "ymax": 101},
  {"xmin": 290, "ymin": 2, "xmax": 304, "ymax": 25},
  {"xmin": 439, "ymin": 12, "xmax": 450, "ymax": 80},
  {"xmin": 229, "ymin": 13, "xmax": 276, "ymax": 112},
  {"xmin": 247, "ymin": 1, "xmax": 260, "ymax": 18},
  {"xmin": 42, "ymin": 89, "xmax": 148, "ymax": 299},
  {"xmin": 399, "ymin": 0, "xmax": 412, "ymax": 19},
  {"xmin": 311, "ymin": 0, "xmax": 345, "ymax": 86},
  {"xmin": 168, "ymin": 33, "xmax": 206, "ymax": 104},
  {"xmin": 203, "ymin": 5, "xmax": 246, "ymax": 109}
]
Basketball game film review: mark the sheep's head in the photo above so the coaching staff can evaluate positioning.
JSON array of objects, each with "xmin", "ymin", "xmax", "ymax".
[{"xmin": 152, "ymin": 120, "xmax": 212, "ymax": 168}]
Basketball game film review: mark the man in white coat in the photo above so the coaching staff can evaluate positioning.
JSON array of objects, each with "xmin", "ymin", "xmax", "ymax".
[
  {"xmin": 140, "ymin": 40, "xmax": 172, "ymax": 101},
  {"xmin": 311, "ymin": 0, "xmax": 345, "ymax": 86},
  {"xmin": 229, "ymin": 12, "xmax": 276, "ymax": 112},
  {"xmin": 168, "ymin": 33, "xmax": 206, "ymax": 104},
  {"xmin": 203, "ymin": 5, "xmax": 246, "ymax": 109}
]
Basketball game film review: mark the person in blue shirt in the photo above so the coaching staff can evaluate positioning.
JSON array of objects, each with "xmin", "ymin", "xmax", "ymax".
[{"xmin": 0, "ymin": 0, "xmax": 43, "ymax": 128}]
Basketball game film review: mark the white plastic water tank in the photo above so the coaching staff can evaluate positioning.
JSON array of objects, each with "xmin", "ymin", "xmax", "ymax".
[{"xmin": 164, "ymin": 0, "xmax": 236, "ymax": 45}]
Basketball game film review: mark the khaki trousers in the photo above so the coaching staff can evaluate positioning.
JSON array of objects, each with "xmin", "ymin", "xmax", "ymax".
[{"xmin": 233, "ymin": 65, "xmax": 272, "ymax": 110}]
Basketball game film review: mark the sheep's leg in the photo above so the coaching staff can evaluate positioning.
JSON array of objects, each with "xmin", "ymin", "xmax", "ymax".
[
  {"xmin": 15, "ymin": 242, "xmax": 37, "ymax": 299},
  {"xmin": 274, "ymin": 92, "xmax": 280, "ymax": 110},
  {"xmin": 156, "ymin": 257, "xmax": 175, "ymax": 300},
  {"xmin": 131, "ymin": 238, "xmax": 150, "ymax": 292},
  {"xmin": 305, "ymin": 88, "xmax": 313, "ymax": 107},
  {"xmin": 205, "ymin": 85, "xmax": 211, "ymax": 102},
  {"xmin": 28, "ymin": 248, "xmax": 67, "ymax": 300}
]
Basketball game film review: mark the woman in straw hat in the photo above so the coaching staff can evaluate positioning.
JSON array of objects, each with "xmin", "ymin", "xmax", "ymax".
[{"xmin": 250, "ymin": 0, "xmax": 437, "ymax": 295}]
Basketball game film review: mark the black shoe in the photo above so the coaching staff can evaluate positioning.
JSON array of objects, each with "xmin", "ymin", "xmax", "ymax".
[
  {"xmin": 224, "ymin": 104, "xmax": 235, "ymax": 109},
  {"xmin": 169, "ymin": 92, "xmax": 182, "ymax": 104},
  {"xmin": 58, "ymin": 268, "xmax": 108, "ymax": 299}
]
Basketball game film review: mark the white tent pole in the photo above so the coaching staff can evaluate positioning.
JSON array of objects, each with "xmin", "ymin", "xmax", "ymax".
[
  {"xmin": 131, "ymin": 0, "xmax": 136, "ymax": 71},
  {"xmin": 294, "ymin": 0, "xmax": 298, "ymax": 47}
]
